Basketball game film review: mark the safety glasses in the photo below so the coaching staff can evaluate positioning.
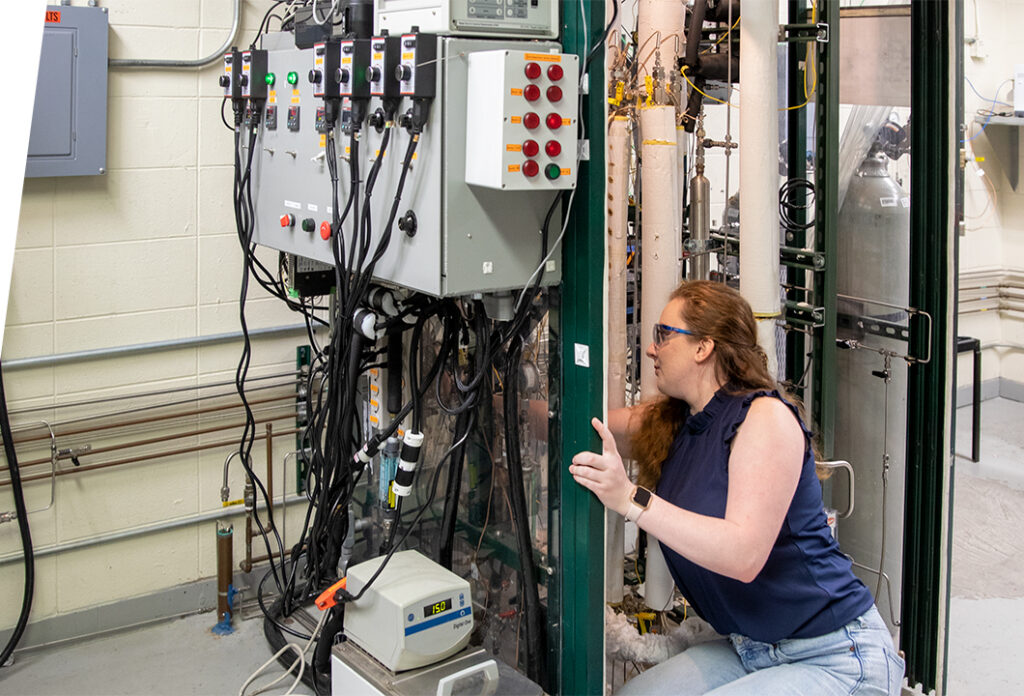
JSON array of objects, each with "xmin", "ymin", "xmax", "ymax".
[{"xmin": 652, "ymin": 323, "xmax": 696, "ymax": 347}]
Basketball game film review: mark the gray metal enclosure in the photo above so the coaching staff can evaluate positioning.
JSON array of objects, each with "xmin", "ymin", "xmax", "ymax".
[{"xmin": 252, "ymin": 33, "xmax": 564, "ymax": 297}]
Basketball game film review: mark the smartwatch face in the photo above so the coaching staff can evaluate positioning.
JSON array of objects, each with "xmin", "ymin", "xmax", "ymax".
[{"xmin": 634, "ymin": 486, "xmax": 652, "ymax": 507}]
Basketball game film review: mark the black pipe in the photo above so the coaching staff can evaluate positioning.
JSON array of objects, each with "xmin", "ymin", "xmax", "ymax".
[
  {"xmin": 439, "ymin": 408, "xmax": 473, "ymax": 569},
  {"xmin": 387, "ymin": 329, "xmax": 403, "ymax": 415},
  {"xmin": 502, "ymin": 336, "xmax": 545, "ymax": 688},
  {"xmin": 0, "ymin": 360, "xmax": 34, "ymax": 667}
]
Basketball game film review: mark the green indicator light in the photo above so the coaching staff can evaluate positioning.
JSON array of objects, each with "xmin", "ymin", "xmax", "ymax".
[
  {"xmin": 265, "ymin": 72, "xmax": 276, "ymax": 86},
  {"xmin": 287, "ymin": 71, "xmax": 299, "ymax": 85},
  {"xmin": 544, "ymin": 163, "xmax": 561, "ymax": 180}
]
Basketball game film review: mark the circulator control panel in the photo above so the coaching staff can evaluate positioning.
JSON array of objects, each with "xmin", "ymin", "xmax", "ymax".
[
  {"xmin": 464, "ymin": 49, "xmax": 578, "ymax": 190},
  {"xmin": 376, "ymin": 0, "xmax": 559, "ymax": 39}
]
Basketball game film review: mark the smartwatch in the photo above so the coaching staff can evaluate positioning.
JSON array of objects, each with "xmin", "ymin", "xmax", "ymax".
[{"xmin": 624, "ymin": 485, "xmax": 652, "ymax": 523}]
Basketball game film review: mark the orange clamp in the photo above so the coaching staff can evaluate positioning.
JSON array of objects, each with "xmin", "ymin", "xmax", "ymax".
[{"xmin": 315, "ymin": 577, "xmax": 347, "ymax": 611}]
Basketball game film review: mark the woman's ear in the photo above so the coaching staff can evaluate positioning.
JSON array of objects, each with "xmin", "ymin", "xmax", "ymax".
[{"xmin": 694, "ymin": 337, "xmax": 715, "ymax": 363}]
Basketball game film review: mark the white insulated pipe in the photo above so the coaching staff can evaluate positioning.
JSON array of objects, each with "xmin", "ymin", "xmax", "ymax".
[
  {"xmin": 639, "ymin": 106, "xmax": 682, "ymax": 401},
  {"xmin": 638, "ymin": 105, "xmax": 680, "ymax": 613},
  {"xmin": 738, "ymin": 0, "xmax": 782, "ymax": 376},
  {"xmin": 636, "ymin": 0, "xmax": 686, "ymax": 77},
  {"xmin": 606, "ymin": 116, "xmax": 630, "ymax": 605}
]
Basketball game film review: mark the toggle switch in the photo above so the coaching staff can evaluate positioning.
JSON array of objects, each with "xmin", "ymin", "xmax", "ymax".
[{"xmin": 280, "ymin": 214, "xmax": 295, "ymax": 228}]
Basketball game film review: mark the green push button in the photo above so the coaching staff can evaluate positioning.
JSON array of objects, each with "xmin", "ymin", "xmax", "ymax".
[
  {"xmin": 287, "ymin": 71, "xmax": 299, "ymax": 85},
  {"xmin": 265, "ymin": 72, "xmax": 276, "ymax": 86},
  {"xmin": 544, "ymin": 163, "xmax": 561, "ymax": 181}
]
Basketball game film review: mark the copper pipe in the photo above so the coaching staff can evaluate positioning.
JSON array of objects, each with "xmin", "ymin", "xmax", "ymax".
[
  {"xmin": 0, "ymin": 428, "xmax": 300, "ymax": 487},
  {"xmin": 216, "ymin": 523, "xmax": 234, "ymax": 622},
  {"xmin": 3, "ymin": 408, "xmax": 295, "ymax": 472},
  {"xmin": 8, "ymin": 392, "xmax": 295, "ymax": 446}
]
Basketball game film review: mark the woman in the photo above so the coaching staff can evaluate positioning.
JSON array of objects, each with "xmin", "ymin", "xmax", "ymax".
[{"xmin": 570, "ymin": 281, "xmax": 904, "ymax": 695}]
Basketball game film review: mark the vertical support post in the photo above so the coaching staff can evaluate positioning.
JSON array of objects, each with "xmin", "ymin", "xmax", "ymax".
[
  {"xmin": 972, "ymin": 341, "xmax": 980, "ymax": 463},
  {"xmin": 558, "ymin": 1, "xmax": 607, "ymax": 694},
  {"xmin": 903, "ymin": 1, "xmax": 953, "ymax": 691},
  {"xmin": 785, "ymin": 0, "xmax": 809, "ymax": 391},
  {"xmin": 811, "ymin": 0, "xmax": 839, "ymax": 457}
]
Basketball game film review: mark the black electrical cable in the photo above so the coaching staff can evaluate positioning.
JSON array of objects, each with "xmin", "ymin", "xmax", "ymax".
[
  {"xmin": 502, "ymin": 334, "xmax": 545, "ymax": 687},
  {"xmin": 0, "ymin": 361, "xmax": 34, "ymax": 668},
  {"xmin": 438, "ymin": 407, "xmax": 473, "ymax": 569},
  {"xmin": 779, "ymin": 178, "xmax": 816, "ymax": 232}
]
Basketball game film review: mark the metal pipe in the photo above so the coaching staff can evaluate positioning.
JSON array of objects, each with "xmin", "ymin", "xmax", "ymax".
[
  {"xmin": 11, "ymin": 371, "xmax": 298, "ymax": 417},
  {"xmin": 216, "ymin": 523, "xmax": 234, "ymax": 623},
  {"xmin": 6, "ymin": 409, "xmax": 293, "ymax": 471},
  {"xmin": 109, "ymin": 0, "xmax": 241, "ymax": 69},
  {"xmin": 3, "ymin": 324, "xmax": 308, "ymax": 372},
  {"xmin": 0, "ymin": 429, "xmax": 299, "ymax": 487},
  {"xmin": 0, "ymin": 494, "xmax": 306, "ymax": 567}
]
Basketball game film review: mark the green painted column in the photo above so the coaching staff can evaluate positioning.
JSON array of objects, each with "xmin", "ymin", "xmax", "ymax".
[
  {"xmin": 902, "ymin": 1, "xmax": 953, "ymax": 691},
  {"xmin": 557, "ymin": 1, "xmax": 607, "ymax": 694}
]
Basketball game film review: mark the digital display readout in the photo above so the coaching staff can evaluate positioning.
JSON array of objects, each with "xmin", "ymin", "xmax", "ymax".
[{"xmin": 423, "ymin": 597, "xmax": 452, "ymax": 618}]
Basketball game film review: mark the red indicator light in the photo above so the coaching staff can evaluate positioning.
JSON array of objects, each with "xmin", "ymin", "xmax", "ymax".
[
  {"xmin": 523, "ymin": 160, "xmax": 539, "ymax": 178},
  {"xmin": 546, "ymin": 86, "xmax": 562, "ymax": 103},
  {"xmin": 545, "ymin": 140, "xmax": 561, "ymax": 157},
  {"xmin": 320, "ymin": 221, "xmax": 332, "ymax": 240},
  {"xmin": 523, "ymin": 112, "xmax": 540, "ymax": 129},
  {"xmin": 523, "ymin": 84, "xmax": 540, "ymax": 102},
  {"xmin": 547, "ymin": 64, "xmax": 564, "ymax": 81},
  {"xmin": 280, "ymin": 214, "xmax": 295, "ymax": 228},
  {"xmin": 546, "ymin": 113, "xmax": 562, "ymax": 130},
  {"xmin": 523, "ymin": 139, "xmax": 539, "ymax": 157},
  {"xmin": 524, "ymin": 62, "xmax": 542, "ymax": 80}
]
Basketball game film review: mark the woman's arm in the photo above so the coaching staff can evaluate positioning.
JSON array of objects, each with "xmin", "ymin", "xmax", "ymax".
[{"xmin": 570, "ymin": 397, "xmax": 803, "ymax": 583}]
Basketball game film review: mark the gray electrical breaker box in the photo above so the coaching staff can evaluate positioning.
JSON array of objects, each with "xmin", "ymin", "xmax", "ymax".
[{"xmin": 26, "ymin": 5, "xmax": 108, "ymax": 178}]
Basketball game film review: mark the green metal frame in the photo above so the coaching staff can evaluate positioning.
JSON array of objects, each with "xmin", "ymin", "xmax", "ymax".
[
  {"xmin": 810, "ymin": 0, "xmax": 840, "ymax": 457},
  {"xmin": 902, "ymin": 2, "xmax": 953, "ymax": 691},
  {"xmin": 557, "ymin": 1, "xmax": 607, "ymax": 694}
]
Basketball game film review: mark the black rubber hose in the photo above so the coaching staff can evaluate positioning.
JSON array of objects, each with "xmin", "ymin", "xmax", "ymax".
[
  {"xmin": 386, "ymin": 328, "xmax": 404, "ymax": 415},
  {"xmin": 0, "ymin": 361, "xmax": 34, "ymax": 667},
  {"xmin": 684, "ymin": 0, "xmax": 708, "ymax": 69},
  {"xmin": 262, "ymin": 597, "xmax": 322, "ymax": 694},
  {"xmin": 502, "ymin": 336, "xmax": 545, "ymax": 688},
  {"xmin": 438, "ymin": 407, "xmax": 473, "ymax": 569},
  {"xmin": 312, "ymin": 605, "xmax": 345, "ymax": 691}
]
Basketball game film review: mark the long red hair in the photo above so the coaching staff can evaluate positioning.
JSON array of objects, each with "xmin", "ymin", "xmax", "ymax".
[{"xmin": 632, "ymin": 281, "xmax": 777, "ymax": 489}]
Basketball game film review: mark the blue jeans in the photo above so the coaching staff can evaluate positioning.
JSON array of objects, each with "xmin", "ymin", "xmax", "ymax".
[{"xmin": 616, "ymin": 606, "xmax": 904, "ymax": 695}]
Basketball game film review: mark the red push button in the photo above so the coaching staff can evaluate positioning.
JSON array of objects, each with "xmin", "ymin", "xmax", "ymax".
[
  {"xmin": 524, "ymin": 62, "xmax": 542, "ymax": 80},
  {"xmin": 545, "ymin": 140, "xmax": 561, "ymax": 157},
  {"xmin": 280, "ymin": 214, "xmax": 295, "ymax": 228},
  {"xmin": 546, "ymin": 85, "xmax": 562, "ymax": 102},
  {"xmin": 523, "ymin": 160, "xmax": 539, "ymax": 178},
  {"xmin": 320, "ymin": 221, "xmax": 331, "ymax": 240},
  {"xmin": 547, "ymin": 64, "xmax": 564, "ymax": 81},
  {"xmin": 546, "ymin": 113, "xmax": 562, "ymax": 130},
  {"xmin": 523, "ymin": 84, "xmax": 540, "ymax": 102},
  {"xmin": 523, "ymin": 112, "xmax": 540, "ymax": 129},
  {"xmin": 523, "ymin": 139, "xmax": 539, "ymax": 157}
]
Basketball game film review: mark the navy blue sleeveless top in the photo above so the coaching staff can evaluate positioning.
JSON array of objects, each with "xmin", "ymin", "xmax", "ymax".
[{"xmin": 655, "ymin": 388, "xmax": 874, "ymax": 643}]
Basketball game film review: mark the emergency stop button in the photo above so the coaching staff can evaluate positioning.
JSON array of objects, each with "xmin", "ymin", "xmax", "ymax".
[{"xmin": 320, "ymin": 221, "xmax": 332, "ymax": 240}]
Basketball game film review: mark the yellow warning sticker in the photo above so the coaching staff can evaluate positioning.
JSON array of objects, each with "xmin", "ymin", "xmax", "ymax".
[
  {"xmin": 506, "ymin": 144, "xmax": 522, "ymax": 152},
  {"xmin": 511, "ymin": 88, "xmax": 523, "ymax": 96},
  {"xmin": 561, "ymin": 168, "xmax": 571, "ymax": 176},
  {"xmin": 291, "ymin": 95, "xmax": 301, "ymax": 104},
  {"xmin": 509, "ymin": 164, "xmax": 521, "ymax": 173},
  {"xmin": 562, "ymin": 117, "xmax": 572, "ymax": 126},
  {"xmin": 316, "ymin": 57, "xmax": 323, "ymax": 66},
  {"xmin": 525, "ymin": 53, "xmax": 561, "ymax": 63},
  {"xmin": 269, "ymin": 90, "xmax": 276, "ymax": 104},
  {"xmin": 320, "ymin": 134, "xmax": 327, "ymax": 147},
  {"xmin": 511, "ymin": 116, "xmax": 522, "ymax": 124},
  {"xmin": 342, "ymin": 56, "xmax": 352, "ymax": 65},
  {"xmin": 402, "ymin": 52, "xmax": 414, "ymax": 60},
  {"xmin": 374, "ymin": 53, "xmax": 383, "ymax": 60}
]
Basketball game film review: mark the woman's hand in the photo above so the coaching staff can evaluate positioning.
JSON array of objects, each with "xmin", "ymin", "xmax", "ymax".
[{"xmin": 570, "ymin": 417, "xmax": 634, "ymax": 517}]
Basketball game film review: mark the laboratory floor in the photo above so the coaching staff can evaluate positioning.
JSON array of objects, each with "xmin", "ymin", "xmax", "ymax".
[{"xmin": 1, "ymin": 399, "xmax": 1022, "ymax": 696}]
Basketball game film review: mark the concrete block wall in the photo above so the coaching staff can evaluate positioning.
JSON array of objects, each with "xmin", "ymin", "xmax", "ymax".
[
  {"xmin": 959, "ymin": 0, "xmax": 1024, "ymax": 394},
  {"xmin": 1, "ymin": 1, "xmax": 319, "ymax": 631}
]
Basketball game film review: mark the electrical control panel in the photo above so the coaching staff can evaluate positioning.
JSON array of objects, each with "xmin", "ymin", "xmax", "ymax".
[
  {"xmin": 27, "ymin": 5, "xmax": 109, "ymax": 178},
  {"xmin": 464, "ymin": 49, "xmax": 577, "ymax": 190},
  {"xmin": 376, "ymin": 0, "xmax": 559, "ymax": 39},
  {"xmin": 250, "ymin": 33, "xmax": 569, "ymax": 297}
]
